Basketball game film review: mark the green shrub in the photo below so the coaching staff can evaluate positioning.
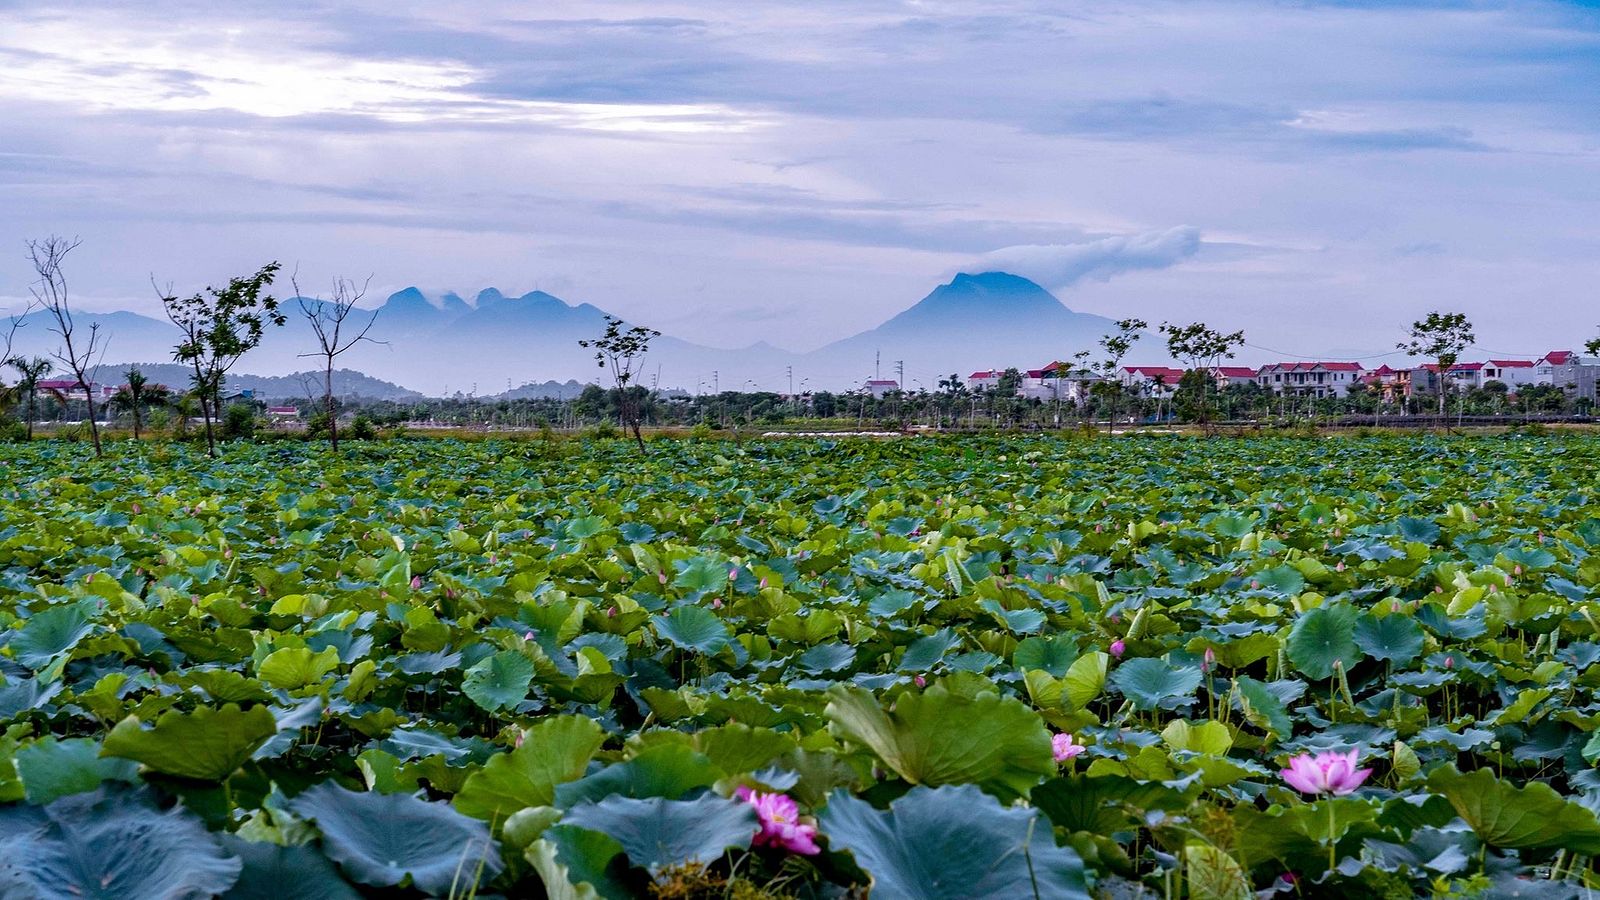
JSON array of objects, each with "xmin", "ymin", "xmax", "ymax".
[{"xmin": 222, "ymin": 403, "xmax": 258, "ymax": 440}]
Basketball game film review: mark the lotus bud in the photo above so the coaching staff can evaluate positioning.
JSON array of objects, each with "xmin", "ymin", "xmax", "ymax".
[
  {"xmin": 913, "ymin": 674, "xmax": 926, "ymax": 688},
  {"xmin": 1110, "ymin": 639, "xmax": 1126, "ymax": 658},
  {"xmin": 712, "ymin": 598, "xmax": 723, "ymax": 609},
  {"xmin": 410, "ymin": 576, "xmax": 422, "ymax": 590},
  {"xmin": 658, "ymin": 572, "xmax": 668, "ymax": 584}
]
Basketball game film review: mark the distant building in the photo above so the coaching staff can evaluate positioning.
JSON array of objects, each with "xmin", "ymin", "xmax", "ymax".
[
  {"xmin": 1255, "ymin": 362, "xmax": 1365, "ymax": 398},
  {"xmin": 966, "ymin": 370, "xmax": 1002, "ymax": 392},
  {"xmin": 1120, "ymin": 366, "xmax": 1185, "ymax": 396},
  {"xmin": 267, "ymin": 406, "xmax": 300, "ymax": 419},
  {"xmin": 35, "ymin": 379, "xmax": 113, "ymax": 402},
  {"xmin": 1207, "ymin": 366, "xmax": 1259, "ymax": 389},
  {"xmin": 1481, "ymin": 360, "xmax": 1540, "ymax": 390},
  {"xmin": 865, "ymin": 379, "xmax": 900, "ymax": 399},
  {"xmin": 1542, "ymin": 352, "xmax": 1600, "ymax": 402}
]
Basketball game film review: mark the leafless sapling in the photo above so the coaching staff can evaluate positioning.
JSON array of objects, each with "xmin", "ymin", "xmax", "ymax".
[
  {"xmin": 293, "ymin": 272, "xmax": 382, "ymax": 450},
  {"xmin": 28, "ymin": 236, "xmax": 105, "ymax": 456}
]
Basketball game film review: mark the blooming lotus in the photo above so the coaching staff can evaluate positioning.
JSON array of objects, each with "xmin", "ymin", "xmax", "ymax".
[
  {"xmin": 735, "ymin": 786, "xmax": 820, "ymax": 855},
  {"xmin": 1280, "ymin": 749, "xmax": 1371, "ymax": 796},
  {"xmin": 1052, "ymin": 733, "xmax": 1086, "ymax": 763}
]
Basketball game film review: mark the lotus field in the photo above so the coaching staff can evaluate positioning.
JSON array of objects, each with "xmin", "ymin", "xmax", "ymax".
[{"xmin": 6, "ymin": 435, "xmax": 1600, "ymax": 898}]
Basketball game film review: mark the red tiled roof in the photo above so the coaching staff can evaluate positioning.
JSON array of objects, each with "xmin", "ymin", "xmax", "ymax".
[
  {"xmin": 1122, "ymin": 366, "xmax": 1185, "ymax": 378},
  {"xmin": 1210, "ymin": 366, "xmax": 1257, "ymax": 377},
  {"xmin": 1260, "ymin": 362, "xmax": 1363, "ymax": 372},
  {"xmin": 968, "ymin": 370, "xmax": 1000, "ymax": 379},
  {"xmin": 1543, "ymin": 351, "xmax": 1573, "ymax": 365},
  {"xmin": 1489, "ymin": 359, "xmax": 1535, "ymax": 368}
]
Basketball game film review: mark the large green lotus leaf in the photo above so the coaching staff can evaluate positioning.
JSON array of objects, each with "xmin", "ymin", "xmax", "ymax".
[
  {"xmin": 461, "ymin": 650, "xmax": 535, "ymax": 713},
  {"xmin": 1397, "ymin": 517, "xmax": 1441, "ymax": 544},
  {"xmin": 693, "ymin": 722, "xmax": 797, "ymax": 774},
  {"xmin": 819, "ymin": 784, "xmax": 1090, "ymax": 900},
  {"xmin": 672, "ymin": 557, "xmax": 729, "ymax": 594},
  {"xmin": 526, "ymin": 825, "xmax": 635, "ymax": 900},
  {"xmin": 455, "ymin": 715, "xmax": 606, "ymax": 822},
  {"xmin": 102, "ymin": 703, "xmax": 277, "ymax": 781},
  {"xmin": 1013, "ymin": 634, "xmax": 1078, "ymax": 676},
  {"xmin": 560, "ymin": 794, "xmax": 757, "ymax": 875},
  {"xmin": 554, "ymin": 744, "xmax": 722, "ymax": 808},
  {"xmin": 257, "ymin": 646, "xmax": 341, "ymax": 690},
  {"xmin": 651, "ymin": 606, "xmax": 732, "ymax": 654},
  {"xmin": 1426, "ymin": 766, "xmax": 1600, "ymax": 854},
  {"xmin": 1353, "ymin": 613, "xmax": 1424, "ymax": 667},
  {"xmin": 218, "ymin": 835, "xmax": 361, "ymax": 900},
  {"xmin": 1232, "ymin": 676, "xmax": 1292, "ymax": 742},
  {"xmin": 825, "ymin": 684, "xmax": 1052, "ymax": 801},
  {"xmin": 9, "ymin": 600, "xmax": 96, "ymax": 671},
  {"xmin": 0, "ymin": 785, "xmax": 242, "ymax": 899},
  {"xmin": 1186, "ymin": 841, "xmax": 1252, "ymax": 900},
  {"xmin": 0, "ymin": 675, "xmax": 62, "ymax": 719},
  {"xmin": 1033, "ymin": 773, "xmax": 1192, "ymax": 834},
  {"xmin": 15, "ymin": 737, "xmax": 138, "ymax": 804},
  {"xmin": 1286, "ymin": 604, "xmax": 1360, "ymax": 680},
  {"xmin": 1108, "ymin": 657, "xmax": 1202, "ymax": 711},
  {"xmin": 289, "ymin": 781, "xmax": 504, "ymax": 895}
]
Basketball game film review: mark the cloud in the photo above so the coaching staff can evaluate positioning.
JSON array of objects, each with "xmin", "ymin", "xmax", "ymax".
[{"xmin": 966, "ymin": 227, "xmax": 1203, "ymax": 291}]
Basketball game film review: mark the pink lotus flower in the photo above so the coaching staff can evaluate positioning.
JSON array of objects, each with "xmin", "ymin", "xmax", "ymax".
[
  {"xmin": 734, "ymin": 786, "xmax": 820, "ymax": 855},
  {"xmin": 1280, "ymin": 749, "xmax": 1371, "ymax": 796},
  {"xmin": 913, "ymin": 674, "xmax": 926, "ymax": 688},
  {"xmin": 1110, "ymin": 639, "xmax": 1126, "ymax": 658},
  {"xmin": 1052, "ymin": 733, "xmax": 1086, "ymax": 763},
  {"xmin": 658, "ymin": 572, "xmax": 668, "ymax": 584},
  {"xmin": 410, "ymin": 576, "xmax": 422, "ymax": 590}
]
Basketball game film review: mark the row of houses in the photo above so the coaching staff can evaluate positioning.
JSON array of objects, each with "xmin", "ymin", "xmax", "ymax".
[{"xmin": 923, "ymin": 349, "xmax": 1600, "ymax": 403}]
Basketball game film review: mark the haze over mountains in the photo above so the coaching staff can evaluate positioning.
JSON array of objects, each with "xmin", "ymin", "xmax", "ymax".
[{"xmin": 6, "ymin": 272, "xmax": 1132, "ymax": 396}]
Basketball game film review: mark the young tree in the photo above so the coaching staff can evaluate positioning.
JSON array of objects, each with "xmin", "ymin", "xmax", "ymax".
[
  {"xmin": 28, "ymin": 236, "xmax": 105, "ymax": 456},
  {"xmin": 157, "ymin": 262, "xmax": 285, "ymax": 455},
  {"xmin": 578, "ymin": 315, "xmax": 660, "ymax": 452},
  {"xmin": 1397, "ymin": 311, "xmax": 1475, "ymax": 416},
  {"xmin": 293, "ymin": 273, "xmax": 382, "ymax": 451},
  {"xmin": 1095, "ymin": 318, "xmax": 1147, "ymax": 434},
  {"xmin": 1585, "ymin": 327, "xmax": 1599, "ymax": 358},
  {"xmin": 111, "ymin": 366, "xmax": 170, "ymax": 441},
  {"xmin": 1160, "ymin": 321, "xmax": 1246, "ymax": 428},
  {"xmin": 8, "ymin": 356, "xmax": 61, "ymax": 439}
]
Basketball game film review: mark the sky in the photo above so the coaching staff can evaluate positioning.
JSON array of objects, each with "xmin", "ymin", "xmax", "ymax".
[{"xmin": 2, "ymin": 0, "xmax": 1599, "ymax": 361}]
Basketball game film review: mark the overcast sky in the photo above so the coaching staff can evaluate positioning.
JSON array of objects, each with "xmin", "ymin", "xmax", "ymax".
[{"xmin": 2, "ymin": 1, "xmax": 1598, "ymax": 359}]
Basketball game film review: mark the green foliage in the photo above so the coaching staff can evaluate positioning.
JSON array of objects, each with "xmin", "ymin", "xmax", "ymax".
[{"xmin": 0, "ymin": 436, "xmax": 1598, "ymax": 894}]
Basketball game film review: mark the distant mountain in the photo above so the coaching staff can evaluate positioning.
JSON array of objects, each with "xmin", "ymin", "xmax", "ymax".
[
  {"xmin": 801, "ymin": 271, "xmax": 1122, "ymax": 381},
  {"xmin": 499, "ymin": 379, "xmax": 590, "ymax": 400},
  {"xmin": 92, "ymin": 364, "xmax": 422, "ymax": 402},
  {"xmin": 2, "ymin": 271, "xmax": 1147, "ymax": 394}
]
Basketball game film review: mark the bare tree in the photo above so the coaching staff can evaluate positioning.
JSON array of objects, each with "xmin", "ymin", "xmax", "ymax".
[
  {"xmin": 28, "ymin": 236, "xmax": 105, "ymax": 456},
  {"xmin": 579, "ymin": 315, "xmax": 660, "ymax": 452},
  {"xmin": 1398, "ymin": 311, "xmax": 1474, "ymax": 417},
  {"xmin": 293, "ymin": 272, "xmax": 382, "ymax": 450},
  {"xmin": 156, "ymin": 262, "xmax": 284, "ymax": 456}
]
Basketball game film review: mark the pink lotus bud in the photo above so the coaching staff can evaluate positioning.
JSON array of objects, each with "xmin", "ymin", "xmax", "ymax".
[
  {"xmin": 1094, "ymin": 524, "xmax": 1102, "ymax": 533},
  {"xmin": 489, "ymin": 553, "xmax": 497, "ymax": 565},
  {"xmin": 1445, "ymin": 656, "xmax": 1454, "ymax": 669},
  {"xmin": 913, "ymin": 674, "xmax": 926, "ymax": 687},
  {"xmin": 1250, "ymin": 581, "xmax": 1261, "ymax": 590},
  {"xmin": 223, "ymin": 548, "xmax": 232, "ymax": 559},
  {"xmin": 729, "ymin": 568, "xmax": 739, "ymax": 581},
  {"xmin": 608, "ymin": 606, "xmax": 618, "ymax": 618},
  {"xmin": 711, "ymin": 598, "xmax": 723, "ymax": 609},
  {"xmin": 1435, "ymin": 585, "xmax": 1444, "ymax": 593},
  {"xmin": 1204, "ymin": 647, "xmax": 1216, "ymax": 671},
  {"xmin": 1335, "ymin": 561, "xmax": 1345, "ymax": 572},
  {"xmin": 131, "ymin": 503, "xmax": 140, "ymax": 514},
  {"xmin": 759, "ymin": 578, "xmax": 768, "ymax": 589},
  {"xmin": 410, "ymin": 576, "xmax": 422, "ymax": 590},
  {"xmin": 514, "ymin": 731, "xmax": 525, "ymax": 749},
  {"xmin": 1392, "ymin": 601, "xmax": 1402, "ymax": 613},
  {"xmin": 658, "ymin": 572, "xmax": 668, "ymax": 584},
  {"xmin": 1110, "ymin": 614, "xmax": 1121, "ymax": 625},
  {"xmin": 524, "ymin": 630, "xmax": 535, "ymax": 641},
  {"xmin": 1110, "ymin": 639, "xmax": 1126, "ymax": 658}
]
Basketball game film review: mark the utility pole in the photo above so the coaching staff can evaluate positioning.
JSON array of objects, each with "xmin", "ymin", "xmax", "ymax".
[
  {"xmin": 895, "ymin": 359, "xmax": 905, "ymax": 421},
  {"xmin": 787, "ymin": 366, "xmax": 794, "ymax": 415},
  {"xmin": 875, "ymin": 349, "xmax": 880, "ymax": 382}
]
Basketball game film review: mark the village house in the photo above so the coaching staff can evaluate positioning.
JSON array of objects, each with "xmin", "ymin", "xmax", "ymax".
[
  {"xmin": 865, "ymin": 379, "xmax": 900, "ymax": 399},
  {"xmin": 965, "ymin": 370, "xmax": 1002, "ymax": 392},
  {"xmin": 1255, "ymin": 362, "xmax": 1365, "ymax": 398},
  {"xmin": 35, "ymin": 379, "xmax": 115, "ymax": 403},
  {"xmin": 1206, "ymin": 366, "xmax": 1259, "ymax": 390},
  {"xmin": 1120, "ymin": 366, "xmax": 1184, "ymax": 397}
]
